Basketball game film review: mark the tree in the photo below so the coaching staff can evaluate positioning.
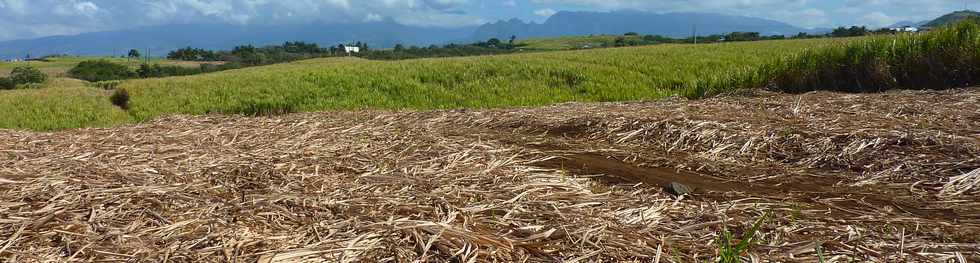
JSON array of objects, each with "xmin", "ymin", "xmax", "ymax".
[
  {"xmin": 509, "ymin": 35, "xmax": 517, "ymax": 45},
  {"xmin": 830, "ymin": 26, "xmax": 869, "ymax": 37},
  {"xmin": 725, "ymin": 32, "xmax": 761, "ymax": 42},
  {"xmin": 68, "ymin": 60, "xmax": 136, "ymax": 82},
  {"xmin": 487, "ymin": 38, "xmax": 502, "ymax": 47},
  {"xmin": 624, "ymin": 32, "xmax": 639, "ymax": 36},
  {"xmin": 9, "ymin": 66, "xmax": 46, "ymax": 86},
  {"xmin": 128, "ymin": 49, "xmax": 141, "ymax": 62},
  {"xmin": 394, "ymin": 44, "xmax": 405, "ymax": 52},
  {"xmin": 614, "ymin": 37, "xmax": 627, "ymax": 47}
]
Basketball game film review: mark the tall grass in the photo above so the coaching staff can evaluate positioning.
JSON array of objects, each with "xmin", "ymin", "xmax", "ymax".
[
  {"xmin": 692, "ymin": 21, "xmax": 980, "ymax": 97},
  {"xmin": 0, "ymin": 78, "xmax": 131, "ymax": 131},
  {"xmin": 121, "ymin": 38, "xmax": 834, "ymax": 121}
]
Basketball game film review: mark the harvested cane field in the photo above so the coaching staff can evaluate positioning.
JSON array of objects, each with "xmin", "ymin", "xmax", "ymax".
[{"xmin": 1, "ymin": 87, "xmax": 978, "ymax": 262}]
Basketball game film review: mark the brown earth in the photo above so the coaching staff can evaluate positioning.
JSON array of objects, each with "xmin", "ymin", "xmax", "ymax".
[{"xmin": 1, "ymin": 88, "xmax": 978, "ymax": 262}]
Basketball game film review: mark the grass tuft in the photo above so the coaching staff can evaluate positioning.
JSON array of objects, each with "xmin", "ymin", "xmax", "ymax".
[{"xmin": 716, "ymin": 213, "xmax": 768, "ymax": 263}]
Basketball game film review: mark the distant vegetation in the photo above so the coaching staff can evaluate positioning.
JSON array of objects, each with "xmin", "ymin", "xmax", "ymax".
[
  {"xmin": 0, "ymin": 56, "xmax": 214, "ymax": 79},
  {"xmin": 68, "ymin": 60, "xmax": 135, "ymax": 82},
  {"xmin": 162, "ymin": 29, "xmax": 866, "ymax": 68},
  {"xmin": 67, "ymin": 59, "xmax": 231, "ymax": 82},
  {"xmin": 168, "ymin": 40, "xmax": 523, "ymax": 65},
  {"xmin": 0, "ymin": 66, "xmax": 47, "ymax": 90}
]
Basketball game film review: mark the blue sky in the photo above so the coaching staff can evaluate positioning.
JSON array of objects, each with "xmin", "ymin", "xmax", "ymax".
[{"xmin": 0, "ymin": 0, "xmax": 975, "ymax": 41}]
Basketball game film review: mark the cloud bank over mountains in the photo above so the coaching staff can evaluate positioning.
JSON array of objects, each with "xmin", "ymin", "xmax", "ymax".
[{"xmin": 0, "ymin": 0, "xmax": 972, "ymax": 41}]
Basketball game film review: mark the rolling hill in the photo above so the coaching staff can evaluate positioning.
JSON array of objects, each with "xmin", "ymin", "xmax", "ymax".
[{"xmin": 924, "ymin": 10, "xmax": 980, "ymax": 27}]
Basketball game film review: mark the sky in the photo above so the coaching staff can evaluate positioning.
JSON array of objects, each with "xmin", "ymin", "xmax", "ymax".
[{"xmin": 0, "ymin": 0, "xmax": 975, "ymax": 41}]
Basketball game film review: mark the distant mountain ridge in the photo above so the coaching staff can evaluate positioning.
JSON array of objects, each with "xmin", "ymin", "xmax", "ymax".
[
  {"xmin": 924, "ymin": 10, "xmax": 980, "ymax": 27},
  {"xmin": 473, "ymin": 10, "xmax": 812, "ymax": 40},
  {"xmin": 0, "ymin": 21, "xmax": 474, "ymax": 59},
  {"xmin": 2, "ymin": 10, "xmax": 971, "ymax": 59}
]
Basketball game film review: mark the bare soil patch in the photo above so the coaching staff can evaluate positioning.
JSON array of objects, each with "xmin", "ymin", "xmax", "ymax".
[{"xmin": 1, "ymin": 88, "xmax": 978, "ymax": 262}]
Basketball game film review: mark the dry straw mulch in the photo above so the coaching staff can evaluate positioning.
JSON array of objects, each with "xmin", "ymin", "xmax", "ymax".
[{"xmin": 1, "ymin": 88, "xmax": 978, "ymax": 262}]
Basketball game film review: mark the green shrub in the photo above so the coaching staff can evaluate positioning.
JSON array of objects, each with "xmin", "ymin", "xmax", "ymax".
[
  {"xmin": 9, "ymin": 66, "xmax": 47, "ymax": 85},
  {"xmin": 716, "ymin": 213, "xmax": 768, "ymax": 263},
  {"xmin": 137, "ymin": 64, "xmax": 204, "ymax": 78},
  {"xmin": 0, "ymin": 77, "xmax": 13, "ymax": 90},
  {"xmin": 68, "ymin": 60, "xmax": 135, "ymax": 82},
  {"xmin": 110, "ymin": 88, "xmax": 130, "ymax": 109}
]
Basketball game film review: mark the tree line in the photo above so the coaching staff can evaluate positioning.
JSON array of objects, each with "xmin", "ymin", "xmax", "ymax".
[
  {"xmin": 167, "ymin": 39, "xmax": 522, "ymax": 65},
  {"xmin": 559, "ymin": 27, "xmax": 891, "ymax": 49}
]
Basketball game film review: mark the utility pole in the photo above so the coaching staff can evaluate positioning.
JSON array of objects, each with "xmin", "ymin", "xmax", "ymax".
[{"xmin": 692, "ymin": 25, "xmax": 698, "ymax": 44}]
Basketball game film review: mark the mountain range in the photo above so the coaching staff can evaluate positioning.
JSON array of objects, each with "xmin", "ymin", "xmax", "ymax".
[
  {"xmin": 0, "ymin": 10, "xmax": 971, "ymax": 59},
  {"xmin": 0, "ymin": 10, "xmax": 816, "ymax": 59},
  {"xmin": 0, "ymin": 21, "xmax": 474, "ymax": 59},
  {"xmin": 473, "ymin": 11, "xmax": 809, "ymax": 40}
]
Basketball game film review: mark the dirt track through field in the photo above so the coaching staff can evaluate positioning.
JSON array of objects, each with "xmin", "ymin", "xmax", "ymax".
[
  {"xmin": 1, "ymin": 88, "xmax": 979, "ymax": 262},
  {"xmin": 538, "ymin": 151, "xmax": 963, "ymax": 221},
  {"xmin": 462, "ymin": 122, "xmax": 974, "ymax": 226}
]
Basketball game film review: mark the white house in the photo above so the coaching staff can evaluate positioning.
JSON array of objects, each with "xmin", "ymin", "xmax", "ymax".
[
  {"xmin": 344, "ymin": 46, "xmax": 360, "ymax": 53},
  {"xmin": 890, "ymin": 26, "xmax": 919, "ymax": 33}
]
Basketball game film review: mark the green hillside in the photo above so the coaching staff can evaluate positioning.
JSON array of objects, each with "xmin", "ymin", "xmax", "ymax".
[{"xmin": 924, "ymin": 10, "xmax": 980, "ymax": 27}]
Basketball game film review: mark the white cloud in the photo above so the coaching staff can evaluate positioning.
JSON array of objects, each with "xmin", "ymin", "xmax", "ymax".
[
  {"xmin": 0, "ymin": 0, "xmax": 973, "ymax": 41},
  {"xmin": 534, "ymin": 8, "xmax": 557, "ymax": 17},
  {"xmin": 860, "ymin": 11, "xmax": 897, "ymax": 27},
  {"xmin": 771, "ymin": 8, "xmax": 830, "ymax": 28},
  {"xmin": 0, "ymin": 0, "xmax": 485, "ymax": 41},
  {"xmin": 364, "ymin": 13, "xmax": 384, "ymax": 22}
]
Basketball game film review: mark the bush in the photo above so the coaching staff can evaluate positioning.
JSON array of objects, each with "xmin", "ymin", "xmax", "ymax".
[
  {"xmin": 137, "ymin": 64, "xmax": 203, "ymax": 78},
  {"xmin": 110, "ymin": 88, "xmax": 130, "ymax": 109},
  {"xmin": 0, "ymin": 77, "xmax": 13, "ymax": 90},
  {"xmin": 9, "ymin": 66, "xmax": 47, "ymax": 85},
  {"xmin": 68, "ymin": 60, "xmax": 135, "ymax": 82}
]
